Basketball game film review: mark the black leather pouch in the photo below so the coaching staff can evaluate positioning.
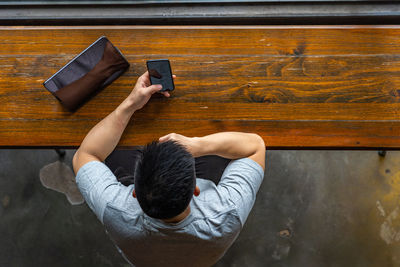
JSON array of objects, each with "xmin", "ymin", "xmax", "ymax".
[{"xmin": 43, "ymin": 36, "xmax": 129, "ymax": 111}]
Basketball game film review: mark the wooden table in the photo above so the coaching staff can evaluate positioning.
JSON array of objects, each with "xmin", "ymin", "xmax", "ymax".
[{"xmin": 1, "ymin": 26, "xmax": 399, "ymax": 149}]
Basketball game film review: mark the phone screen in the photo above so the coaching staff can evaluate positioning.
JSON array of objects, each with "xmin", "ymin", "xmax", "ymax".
[{"xmin": 147, "ymin": 59, "xmax": 174, "ymax": 91}]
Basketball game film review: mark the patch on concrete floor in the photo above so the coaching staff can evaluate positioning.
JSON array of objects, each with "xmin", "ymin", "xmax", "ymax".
[
  {"xmin": 1, "ymin": 195, "xmax": 10, "ymax": 208},
  {"xmin": 39, "ymin": 161, "xmax": 84, "ymax": 205},
  {"xmin": 380, "ymin": 206, "xmax": 400, "ymax": 245},
  {"xmin": 377, "ymin": 157, "xmax": 400, "ymax": 246},
  {"xmin": 376, "ymin": 200, "xmax": 386, "ymax": 217},
  {"xmin": 271, "ymin": 243, "xmax": 291, "ymax": 260}
]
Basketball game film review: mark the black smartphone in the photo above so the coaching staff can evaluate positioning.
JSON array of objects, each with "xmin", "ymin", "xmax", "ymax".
[
  {"xmin": 146, "ymin": 59, "xmax": 174, "ymax": 92},
  {"xmin": 43, "ymin": 36, "xmax": 129, "ymax": 94}
]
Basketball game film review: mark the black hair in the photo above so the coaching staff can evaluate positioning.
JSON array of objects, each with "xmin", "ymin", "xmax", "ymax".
[{"xmin": 134, "ymin": 140, "xmax": 195, "ymax": 219}]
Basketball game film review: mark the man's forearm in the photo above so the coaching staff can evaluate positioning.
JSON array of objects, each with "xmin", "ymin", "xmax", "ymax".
[
  {"xmin": 76, "ymin": 97, "xmax": 136, "ymax": 162},
  {"xmin": 73, "ymin": 71, "xmax": 166, "ymax": 174},
  {"xmin": 194, "ymin": 132, "xmax": 265, "ymax": 159}
]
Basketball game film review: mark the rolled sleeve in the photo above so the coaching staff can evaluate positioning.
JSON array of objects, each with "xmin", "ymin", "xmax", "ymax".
[
  {"xmin": 76, "ymin": 161, "xmax": 121, "ymax": 223},
  {"xmin": 217, "ymin": 158, "xmax": 265, "ymax": 225}
]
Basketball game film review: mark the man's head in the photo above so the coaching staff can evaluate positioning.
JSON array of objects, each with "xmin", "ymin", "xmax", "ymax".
[{"xmin": 133, "ymin": 140, "xmax": 196, "ymax": 220}]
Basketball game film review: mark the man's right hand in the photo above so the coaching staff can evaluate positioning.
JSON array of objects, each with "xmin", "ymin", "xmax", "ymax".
[{"xmin": 128, "ymin": 71, "xmax": 174, "ymax": 111}]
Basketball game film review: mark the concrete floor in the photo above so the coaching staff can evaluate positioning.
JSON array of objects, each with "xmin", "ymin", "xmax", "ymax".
[{"xmin": 1, "ymin": 149, "xmax": 400, "ymax": 267}]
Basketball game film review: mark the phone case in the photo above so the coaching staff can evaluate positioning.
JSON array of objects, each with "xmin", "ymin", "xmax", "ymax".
[
  {"xmin": 43, "ymin": 36, "xmax": 130, "ymax": 111},
  {"xmin": 146, "ymin": 59, "xmax": 174, "ymax": 92}
]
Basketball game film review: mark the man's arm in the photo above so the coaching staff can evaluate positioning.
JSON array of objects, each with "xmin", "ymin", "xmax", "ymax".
[
  {"xmin": 73, "ymin": 71, "xmax": 171, "ymax": 174},
  {"xmin": 159, "ymin": 132, "xmax": 266, "ymax": 170}
]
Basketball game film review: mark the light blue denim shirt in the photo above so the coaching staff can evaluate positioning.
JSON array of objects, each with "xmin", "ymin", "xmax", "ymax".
[{"xmin": 76, "ymin": 158, "xmax": 264, "ymax": 267}]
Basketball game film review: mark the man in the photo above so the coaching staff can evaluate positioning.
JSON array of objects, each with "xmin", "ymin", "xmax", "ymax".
[{"xmin": 73, "ymin": 71, "xmax": 266, "ymax": 267}]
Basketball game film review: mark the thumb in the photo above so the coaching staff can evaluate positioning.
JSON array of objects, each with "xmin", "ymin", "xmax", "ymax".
[{"xmin": 146, "ymin": 84, "xmax": 163, "ymax": 94}]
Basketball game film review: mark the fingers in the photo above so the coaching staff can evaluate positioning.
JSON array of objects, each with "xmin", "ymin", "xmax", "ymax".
[
  {"xmin": 159, "ymin": 133, "xmax": 180, "ymax": 143},
  {"xmin": 161, "ymin": 91, "xmax": 170, "ymax": 97},
  {"xmin": 139, "ymin": 72, "xmax": 175, "ymax": 96},
  {"xmin": 137, "ymin": 71, "xmax": 151, "ymax": 87},
  {"xmin": 146, "ymin": 84, "xmax": 163, "ymax": 94},
  {"xmin": 138, "ymin": 71, "xmax": 149, "ymax": 82},
  {"xmin": 159, "ymin": 74, "xmax": 175, "ymax": 97},
  {"xmin": 159, "ymin": 133, "xmax": 174, "ymax": 143}
]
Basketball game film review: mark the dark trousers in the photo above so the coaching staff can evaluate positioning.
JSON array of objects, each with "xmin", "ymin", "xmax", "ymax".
[{"xmin": 105, "ymin": 149, "xmax": 231, "ymax": 186}]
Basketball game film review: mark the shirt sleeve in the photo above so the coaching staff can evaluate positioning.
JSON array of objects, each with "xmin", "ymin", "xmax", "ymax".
[
  {"xmin": 217, "ymin": 158, "xmax": 265, "ymax": 225},
  {"xmin": 75, "ymin": 161, "xmax": 127, "ymax": 223}
]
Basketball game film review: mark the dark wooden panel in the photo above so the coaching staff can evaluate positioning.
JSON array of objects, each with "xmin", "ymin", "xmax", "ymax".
[
  {"xmin": 1, "ymin": 2, "xmax": 399, "ymax": 26},
  {"xmin": 0, "ymin": 26, "xmax": 399, "ymax": 148}
]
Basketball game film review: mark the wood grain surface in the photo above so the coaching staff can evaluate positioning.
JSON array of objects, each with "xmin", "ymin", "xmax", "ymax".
[{"xmin": 1, "ymin": 26, "xmax": 399, "ymax": 148}]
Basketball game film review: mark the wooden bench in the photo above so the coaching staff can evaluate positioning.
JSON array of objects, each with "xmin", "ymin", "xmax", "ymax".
[{"xmin": 1, "ymin": 26, "xmax": 399, "ymax": 149}]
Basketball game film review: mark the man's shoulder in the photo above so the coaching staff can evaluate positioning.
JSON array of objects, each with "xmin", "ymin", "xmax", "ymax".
[
  {"xmin": 104, "ymin": 191, "xmax": 142, "ymax": 219},
  {"xmin": 200, "ymin": 157, "xmax": 265, "ymax": 226},
  {"xmin": 192, "ymin": 179, "xmax": 239, "ymax": 221},
  {"xmin": 190, "ymin": 195, "xmax": 242, "ymax": 242},
  {"xmin": 103, "ymin": 199, "xmax": 145, "ymax": 238},
  {"xmin": 224, "ymin": 158, "xmax": 264, "ymax": 179}
]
